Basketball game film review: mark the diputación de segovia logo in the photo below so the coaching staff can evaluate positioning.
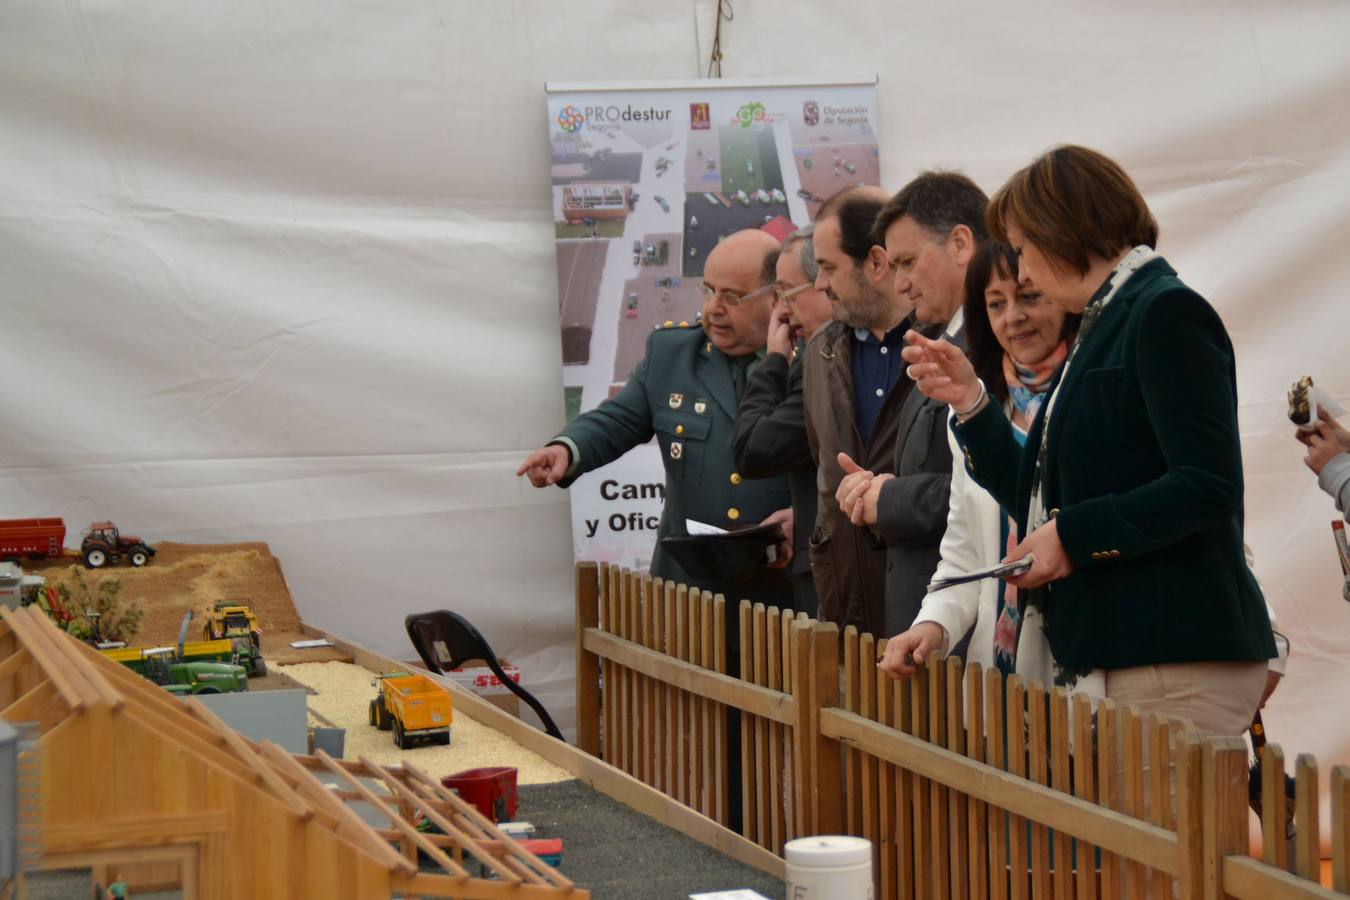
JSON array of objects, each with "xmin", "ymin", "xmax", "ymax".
[
  {"xmin": 735, "ymin": 101, "xmax": 766, "ymax": 127},
  {"xmin": 557, "ymin": 105, "xmax": 585, "ymax": 133}
]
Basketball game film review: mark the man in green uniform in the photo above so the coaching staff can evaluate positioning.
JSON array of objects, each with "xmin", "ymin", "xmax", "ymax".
[
  {"xmin": 518, "ymin": 229, "xmax": 794, "ymax": 609},
  {"xmin": 521, "ymin": 230, "xmax": 791, "ymax": 833}
]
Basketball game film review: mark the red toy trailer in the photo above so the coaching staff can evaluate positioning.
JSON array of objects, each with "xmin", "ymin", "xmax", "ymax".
[{"xmin": 0, "ymin": 518, "xmax": 67, "ymax": 562}]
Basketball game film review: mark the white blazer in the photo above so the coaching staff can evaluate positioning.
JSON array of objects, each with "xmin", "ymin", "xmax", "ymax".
[{"xmin": 911, "ymin": 410, "xmax": 1057, "ymax": 687}]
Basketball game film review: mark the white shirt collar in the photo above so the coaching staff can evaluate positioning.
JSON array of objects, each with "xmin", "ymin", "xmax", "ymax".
[{"xmin": 944, "ymin": 306, "xmax": 964, "ymax": 339}]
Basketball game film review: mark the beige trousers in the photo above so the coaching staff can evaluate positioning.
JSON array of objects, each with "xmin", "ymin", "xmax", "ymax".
[
  {"xmin": 1104, "ymin": 660, "xmax": 1267, "ymax": 896},
  {"xmin": 1105, "ymin": 659, "xmax": 1268, "ymax": 740}
]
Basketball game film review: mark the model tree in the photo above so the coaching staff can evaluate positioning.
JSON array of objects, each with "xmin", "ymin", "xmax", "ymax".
[{"xmin": 58, "ymin": 568, "xmax": 144, "ymax": 644}]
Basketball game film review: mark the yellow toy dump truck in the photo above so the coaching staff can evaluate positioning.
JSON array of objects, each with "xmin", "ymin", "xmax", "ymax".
[{"xmin": 369, "ymin": 672, "xmax": 452, "ymax": 748}]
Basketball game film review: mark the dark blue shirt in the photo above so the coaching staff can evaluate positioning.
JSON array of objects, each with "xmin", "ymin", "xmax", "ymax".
[{"xmin": 851, "ymin": 323, "xmax": 907, "ymax": 444}]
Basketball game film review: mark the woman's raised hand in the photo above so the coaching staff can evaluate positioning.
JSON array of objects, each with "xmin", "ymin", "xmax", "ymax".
[{"xmin": 900, "ymin": 330, "xmax": 982, "ymax": 410}]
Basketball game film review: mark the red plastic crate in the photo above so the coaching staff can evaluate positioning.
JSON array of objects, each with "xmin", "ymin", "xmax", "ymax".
[{"xmin": 441, "ymin": 766, "xmax": 518, "ymax": 823}]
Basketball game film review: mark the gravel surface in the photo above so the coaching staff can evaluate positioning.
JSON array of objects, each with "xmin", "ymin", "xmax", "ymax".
[
  {"xmin": 281, "ymin": 660, "xmax": 574, "ymax": 783},
  {"xmin": 518, "ymin": 780, "xmax": 784, "ymax": 900}
]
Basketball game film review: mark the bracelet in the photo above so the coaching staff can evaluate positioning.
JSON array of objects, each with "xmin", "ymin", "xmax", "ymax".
[{"xmin": 953, "ymin": 379, "xmax": 987, "ymax": 419}]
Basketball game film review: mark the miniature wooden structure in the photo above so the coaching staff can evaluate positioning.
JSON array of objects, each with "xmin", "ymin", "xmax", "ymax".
[
  {"xmin": 577, "ymin": 561, "xmax": 1350, "ymax": 900},
  {"xmin": 297, "ymin": 619, "xmax": 787, "ymax": 881},
  {"xmin": 0, "ymin": 605, "xmax": 587, "ymax": 899}
]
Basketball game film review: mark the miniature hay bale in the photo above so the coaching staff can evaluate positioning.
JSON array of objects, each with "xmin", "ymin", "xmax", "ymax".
[{"xmin": 281, "ymin": 660, "xmax": 573, "ymax": 784}]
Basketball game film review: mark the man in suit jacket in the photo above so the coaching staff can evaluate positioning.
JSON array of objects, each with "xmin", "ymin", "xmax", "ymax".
[
  {"xmin": 518, "ymin": 228, "xmax": 792, "ymax": 609},
  {"xmin": 733, "ymin": 225, "xmax": 836, "ymax": 616},
  {"xmin": 802, "ymin": 187, "xmax": 917, "ymax": 636},
  {"xmin": 836, "ymin": 172, "xmax": 989, "ymax": 637}
]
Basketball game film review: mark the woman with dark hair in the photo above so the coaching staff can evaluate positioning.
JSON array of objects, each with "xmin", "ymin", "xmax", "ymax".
[
  {"xmin": 879, "ymin": 241, "xmax": 1080, "ymax": 683},
  {"xmin": 900, "ymin": 145, "xmax": 1276, "ymax": 738}
]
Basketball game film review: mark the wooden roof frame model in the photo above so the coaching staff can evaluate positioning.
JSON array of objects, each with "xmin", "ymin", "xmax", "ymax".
[{"xmin": 0, "ymin": 605, "xmax": 588, "ymax": 900}]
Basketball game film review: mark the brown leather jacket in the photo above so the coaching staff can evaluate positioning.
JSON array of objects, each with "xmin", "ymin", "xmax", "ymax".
[{"xmin": 802, "ymin": 317, "xmax": 919, "ymax": 636}]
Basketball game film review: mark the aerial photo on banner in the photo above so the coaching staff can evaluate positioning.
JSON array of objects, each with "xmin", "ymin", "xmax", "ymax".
[{"xmin": 545, "ymin": 78, "xmax": 882, "ymax": 570}]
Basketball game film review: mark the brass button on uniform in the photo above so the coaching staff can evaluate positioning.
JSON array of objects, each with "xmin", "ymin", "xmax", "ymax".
[
  {"xmin": 727, "ymin": 508, "xmax": 740, "ymax": 521},
  {"xmin": 1091, "ymin": 551, "xmax": 1102, "ymax": 560},
  {"xmin": 1111, "ymin": 549, "xmax": 1121, "ymax": 558},
  {"xmin": 675, "ymin": 425, "xmax": 684, "ymax": 434},
  {"xmin": 729, "ymin": 473, "xmax": 742, "ymax": 485},
  {"xmin": 1049, "ymin": 508, "xmax": 1060, "ymax": 518}
]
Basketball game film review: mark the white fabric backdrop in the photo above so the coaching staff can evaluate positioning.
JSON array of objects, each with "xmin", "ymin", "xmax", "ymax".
[{"xmin": 3, "ymin": 0, "xmax": 1348, "ymax": 836}]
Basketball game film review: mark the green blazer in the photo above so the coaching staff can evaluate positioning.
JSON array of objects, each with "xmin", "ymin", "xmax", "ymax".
[
  {"xmin": 555, "ymin": 323, "xmax": 792, "ymax": 605},
  {"xmin": 954, "ymin": 258, "xmax": 1276, "ymax": 671}
]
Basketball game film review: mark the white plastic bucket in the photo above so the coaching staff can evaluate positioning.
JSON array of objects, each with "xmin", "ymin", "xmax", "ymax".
[{"xmin": 784, "ymin": 835, "xmax": 873, "ymax": 899}]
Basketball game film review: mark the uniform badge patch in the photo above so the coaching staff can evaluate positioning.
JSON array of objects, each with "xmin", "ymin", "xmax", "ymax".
[
  {"xmin": 670, "ymin": 441, "xmax": 683, "ymax": 460},
  {"xmin": 693, "ymin": 400, "xmax": 707, "ymax": 414},
  {"xmin": 668, "ymin": 393, "xmax": 683, "ymax": 409}
]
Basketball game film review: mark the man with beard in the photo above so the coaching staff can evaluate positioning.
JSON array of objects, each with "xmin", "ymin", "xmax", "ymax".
[
  {"xmin": 802, "ymin": 187, "xmax": 918, "ymax": 635},
  {"xmin": 733, "ymin": 225, "xmax": 836, "ymax": 615},
  {"xmin": 835, "ymin": 172, "xmax": 988, "ymax": 636}
]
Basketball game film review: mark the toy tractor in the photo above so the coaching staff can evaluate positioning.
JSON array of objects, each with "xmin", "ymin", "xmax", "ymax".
[
  {"xmin": 202, "ymin": 600, "xmax": 267, "ymax": 677},
  {"xmin": 107, "ymin": 611, "xmax": 249, "ymax": 695},
  {"xmin": 369, "ymin": 672, "xmax": 452, "ymax": 748},
  {"xmin": 142, "ymin": 650, "xmax": 249, "ymax": 696},
  {"xmin": 81, "ymin": 522, "xmax": 155, "ymax": 569}
]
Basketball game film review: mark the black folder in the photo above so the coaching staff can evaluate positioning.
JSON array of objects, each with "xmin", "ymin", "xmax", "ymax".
[{"xmin": 660, "ymin": 522, "xmax": 785, "ymax": 584}]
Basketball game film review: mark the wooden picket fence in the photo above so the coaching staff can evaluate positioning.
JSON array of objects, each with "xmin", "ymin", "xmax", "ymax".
[{"xmin": 574, "ymin": 562, "xmax": 1350, "ymax": 899}]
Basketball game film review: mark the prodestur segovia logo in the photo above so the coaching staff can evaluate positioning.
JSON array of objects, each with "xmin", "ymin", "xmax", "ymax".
[{"xmin": 557, "ymin": 105, "xmax": 585, "ymax": 133}]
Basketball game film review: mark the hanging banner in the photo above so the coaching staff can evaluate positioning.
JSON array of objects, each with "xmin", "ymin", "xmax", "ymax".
[{"xmin": 544, "ymin": 76, "xmax": 881, "ymax": 571}]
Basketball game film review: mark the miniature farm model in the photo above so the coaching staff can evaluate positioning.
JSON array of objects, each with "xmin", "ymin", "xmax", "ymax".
[
  {"xmin": 202, "ymin": 598, "xmax": 267, "ymax": 675},
  {"xmin": 0, "ymin": 517, "xmax": 66, "ymax": 561},
  {"xmin": 0, "ymin": 561, "xmax": 46, "ymax": 611},
  {"xmin": 81, "ymin": 521, "xmax": 156, "ymax": 568},
  {"xmin": 0, "ymin": 517, "xmax": 156, "ymax": 568},
  {"xmin": 102, "ymin": 610, "xmax": 249, "ymax": 695},
  {"xmin": 370, "ymin": 671, "xmax": 453, "ymax": 748},
  {"xmin": 1, "ymin": 605, "xmax": 585, "ymax": 899}
]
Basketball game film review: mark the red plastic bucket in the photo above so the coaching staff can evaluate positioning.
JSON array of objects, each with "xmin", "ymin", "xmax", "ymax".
[{"xmin": 441, "ymin": 766, "xmax": 518, "ymax": 823}]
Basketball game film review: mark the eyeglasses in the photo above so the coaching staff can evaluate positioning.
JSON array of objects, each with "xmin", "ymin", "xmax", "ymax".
[
  {"xmin": 697, "ymin": 282, "xmax": 776, "ymax": 307},
  {"xmin": 774, "ymin": 282, "xmax": 815, "ymax": 305}
]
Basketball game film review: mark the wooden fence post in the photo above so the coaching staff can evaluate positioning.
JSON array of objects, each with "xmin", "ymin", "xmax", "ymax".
[
  {"xmin": 1333, "ymin": 765, "xmax": 1350, "ymax": 892},
  {"xmin": 810, "ymin": 621, "xmax": 841, "ymax": 836},
  {"xmin": 574, "ymin": 562, "xmax": 600, "ymax": 756},
  {"xmin": 1200, "ymin": 736, "xmax": 1248, "ymax": 900},
  {"xmin": 1293, "ymin": 754, "xmax": 1319, "ymax": 883},
  {"xmin": 1174, "ymin": 728, "xmax": 1204, "ymax": 900},
  {"xmin": 790, "ymin": 619, "xmax": 813, "ymax": 838}
]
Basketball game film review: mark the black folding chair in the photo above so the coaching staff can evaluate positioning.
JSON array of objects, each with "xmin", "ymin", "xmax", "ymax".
[{"xmin": 404, "ymin": 610, "xmax": 564, "ymax": 741}]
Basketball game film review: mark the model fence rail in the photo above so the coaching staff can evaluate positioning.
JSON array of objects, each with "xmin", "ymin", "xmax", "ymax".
[{"xmin": 574, "ymin": 561, "xmax": 1350, "ymax": 900}]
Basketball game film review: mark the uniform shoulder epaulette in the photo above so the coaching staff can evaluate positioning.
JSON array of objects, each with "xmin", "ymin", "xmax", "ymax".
[{"xmin": 655, "ymin": 319, "xmax": 700, "ymax": 330}]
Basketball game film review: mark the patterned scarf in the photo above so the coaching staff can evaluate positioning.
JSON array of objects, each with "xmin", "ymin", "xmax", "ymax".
[
  {"xmin": 1001, "ymin": 342, "xmax": 1068, "ymax": 432},
  {"xmin": 992, "ymin": 342, "xmax": 1066, "ymax": 673}
]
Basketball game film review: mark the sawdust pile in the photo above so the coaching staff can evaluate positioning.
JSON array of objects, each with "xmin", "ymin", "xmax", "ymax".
[
  {"xmin": 29, "ymin": 541, "xmax": 346, "ymax": 665},
  {"xmin": 284, "ymin": 660, "xmax": 573, "ymax": 784}
]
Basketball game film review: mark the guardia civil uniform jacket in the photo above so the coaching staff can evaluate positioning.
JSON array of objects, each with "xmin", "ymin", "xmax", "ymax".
[{"xmin": 551, "ymin": 323, "xmax": 792, "ymax": 608}]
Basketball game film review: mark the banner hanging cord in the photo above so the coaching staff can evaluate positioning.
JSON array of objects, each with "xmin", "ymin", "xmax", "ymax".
[{"xmin": 705, "ymin": 0, "xmax": 733, "ymax": 78}]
